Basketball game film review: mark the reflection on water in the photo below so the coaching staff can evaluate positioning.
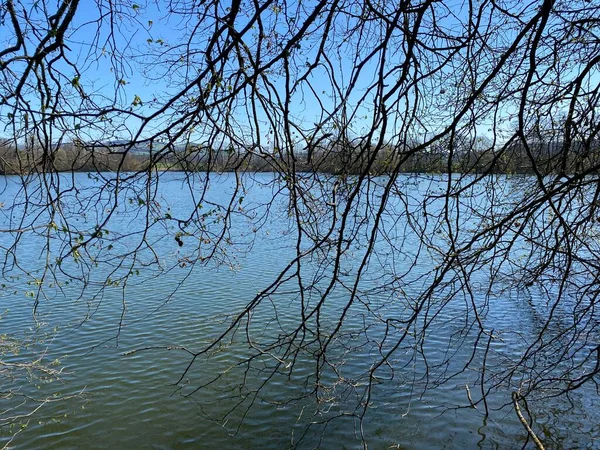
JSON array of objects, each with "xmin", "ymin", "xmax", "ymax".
[{"xmin": 0, "ymin": 172, "xmax": 598, "ymax": 449}]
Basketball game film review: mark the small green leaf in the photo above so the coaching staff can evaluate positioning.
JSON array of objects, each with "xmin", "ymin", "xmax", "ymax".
[{"xmin": 132, "ymin": 94, "xmax": 142, "ymax": 106}]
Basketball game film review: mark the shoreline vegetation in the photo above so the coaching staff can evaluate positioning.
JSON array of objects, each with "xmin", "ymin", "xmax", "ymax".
[{"xmin": 1, "ymin": 138, "xmax": 598, "ymax": 176}]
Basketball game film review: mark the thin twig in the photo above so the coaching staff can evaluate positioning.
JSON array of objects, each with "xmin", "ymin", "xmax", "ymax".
[{"xmin": 512, "ymin": 392, "xmax": 545, "ymax": 450}]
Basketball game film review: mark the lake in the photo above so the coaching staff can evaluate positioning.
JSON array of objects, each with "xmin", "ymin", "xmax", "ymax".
[{"xmin": 0, "ymin": 171, "xmax": 598, "ymax": 449}]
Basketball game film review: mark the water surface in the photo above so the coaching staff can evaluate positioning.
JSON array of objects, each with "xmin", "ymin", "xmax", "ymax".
[{"xmin": 0, "ymin": 172, "xmax": 597, "ymax": 449}]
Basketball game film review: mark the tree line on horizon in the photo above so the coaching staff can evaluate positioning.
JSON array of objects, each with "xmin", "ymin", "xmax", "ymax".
[{"xmin": 1, "ymin": 135, "xmax": 598, "ymax": 176}]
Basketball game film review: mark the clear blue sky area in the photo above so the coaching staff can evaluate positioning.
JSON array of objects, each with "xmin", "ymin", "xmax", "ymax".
[{"xmin": 1, "ymin": 0, "xmax": 598, "ymax": 148}]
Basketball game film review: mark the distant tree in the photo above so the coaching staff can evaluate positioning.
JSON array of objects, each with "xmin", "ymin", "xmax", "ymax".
[{"xmin": 1, "ymin": 0, "xmax": 600, "ymax": 447}]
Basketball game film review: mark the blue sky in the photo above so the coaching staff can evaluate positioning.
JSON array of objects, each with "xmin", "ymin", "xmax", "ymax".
[{"xmin": 1, "ymin": 0, "xmax": 598, "ymax": 149}]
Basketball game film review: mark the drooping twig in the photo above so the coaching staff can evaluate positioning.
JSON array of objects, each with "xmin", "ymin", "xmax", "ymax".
[{"xmin": 512, "ymin": 392, "xmax": 545, "ymax": 450}]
